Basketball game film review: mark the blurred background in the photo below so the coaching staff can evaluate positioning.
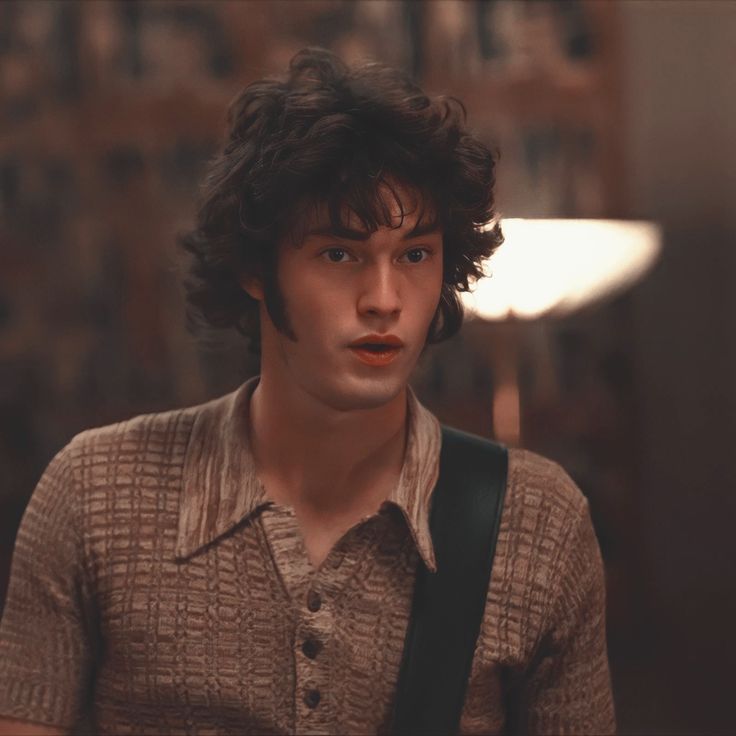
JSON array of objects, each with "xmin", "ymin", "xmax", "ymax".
[{"xmin": 1, "ymin": 0, "xmax": 734, "ymax": 733}]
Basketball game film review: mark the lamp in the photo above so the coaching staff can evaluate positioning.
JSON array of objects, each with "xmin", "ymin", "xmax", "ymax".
[
  {"xmin": 460, "ymin": 218, "xmax": 662, "ymax": 444},
  {"xmin": 462, "ymin": 219, "xmax": 662, "ymax": 320}
]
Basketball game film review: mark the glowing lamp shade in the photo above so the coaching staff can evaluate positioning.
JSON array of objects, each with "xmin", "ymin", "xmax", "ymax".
[{"xmin": 462, "ymin": 219, "xmax": 662, "ymax": 320}]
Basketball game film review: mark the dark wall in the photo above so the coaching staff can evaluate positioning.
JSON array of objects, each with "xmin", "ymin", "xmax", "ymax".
[{"xmin": 620, "ymin": 2, "xmax": 736, "ymax": 732}]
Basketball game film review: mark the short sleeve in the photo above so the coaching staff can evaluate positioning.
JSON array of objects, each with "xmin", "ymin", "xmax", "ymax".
[
  {"xmin": 510, "ymin": 496, "xmax": 616, "ymax": 735},
  {"xmin": 0, "ymin": 441, "xmax": 95, "ymax": 729}
]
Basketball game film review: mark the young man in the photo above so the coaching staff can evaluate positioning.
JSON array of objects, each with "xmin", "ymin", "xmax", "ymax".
[{"xmin": 0, "ymin": 49, "xmax": 615, "ymax": 734}]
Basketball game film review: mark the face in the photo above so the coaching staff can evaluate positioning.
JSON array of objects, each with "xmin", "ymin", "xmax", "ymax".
[{"xmin": 242, "ymin": 183, "xmax": 444, "ymax": 413}]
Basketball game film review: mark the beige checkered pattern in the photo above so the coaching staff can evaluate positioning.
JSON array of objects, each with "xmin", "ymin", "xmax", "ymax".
[{"xmin": 0, "ymin": 376, "xmax": 615, "ymax": 734}]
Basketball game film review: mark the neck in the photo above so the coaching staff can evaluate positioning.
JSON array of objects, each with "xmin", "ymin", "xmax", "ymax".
[{"xmin": 248, "ymin": 372, "xmax": 409, "ymax": 517}]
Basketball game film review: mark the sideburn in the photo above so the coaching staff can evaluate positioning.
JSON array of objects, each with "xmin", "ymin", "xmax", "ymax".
[{"xmin": 261, "ymin": 262, "xmax": 299, "ymax": 343}]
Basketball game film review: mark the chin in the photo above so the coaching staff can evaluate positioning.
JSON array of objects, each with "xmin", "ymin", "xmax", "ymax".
[{"xmin": 312, "ymin": 371, "xmax": 408, "ymax": 413}]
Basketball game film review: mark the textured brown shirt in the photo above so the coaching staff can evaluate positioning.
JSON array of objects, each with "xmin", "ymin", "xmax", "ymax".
[{"xmin": 0, "ymin": 376, "xmax": 615, "ymax": 734}]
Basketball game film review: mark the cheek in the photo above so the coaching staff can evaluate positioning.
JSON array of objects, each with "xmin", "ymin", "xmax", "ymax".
[
  {"xmin": 415, "ymin": 266, "xmax": 444, "ymax": 317},
  {"xmin": 282, "ymin": 268, "xmax": 347, "ymax": 329}
]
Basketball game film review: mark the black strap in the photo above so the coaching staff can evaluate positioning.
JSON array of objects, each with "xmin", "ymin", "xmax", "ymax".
[{"xmin": 390, "ymin": 424, "xmax": 509, "ymax": 736}]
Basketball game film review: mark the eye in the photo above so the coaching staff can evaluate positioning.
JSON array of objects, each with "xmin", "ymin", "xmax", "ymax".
[
  {"xmin": 320, "ymin": 247, "xmax": 355, "ymax": 263},
  {"xmin": 400, "ymin": 247, "xmax": 433, "ymax": 264}
]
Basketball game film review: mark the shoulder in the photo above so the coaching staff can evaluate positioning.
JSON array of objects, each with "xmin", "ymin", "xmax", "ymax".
[
  {"xmin": 38, "ymin": 394, "xmax": 235, "ymax": 552},
  {"xmin": 29, "ymin": 403, "xmax": 202, "ymax": 528},
  {"xmin": 504, "ymin": 447, "xmax": 589, "ymax": 531},
  {"xmin": 66, "ymin": 404, "xmax": 198, "ymax": 465},
  {"xmin": 28, "ymin": 394, "xmax": 236, "ymax": 532},
  {"xmin": 501, "ymin": 447, "xmax": 592, "ymax": 587},
  {"xmin": 61, "ymin": 395, "xmax": 230, "ymax": 484},
  {"xmin": 14, "ymin": 402, "xmax": 203, "ymax": 568},
  {"xmin": 481, "ymin": 447, "xmax": 595, "ymax": 662}
]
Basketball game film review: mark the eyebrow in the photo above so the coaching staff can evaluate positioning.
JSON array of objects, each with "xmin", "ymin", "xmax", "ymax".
[{"xmin": 303, "ymin": 220, "xmax": 441, "ymax": 242}]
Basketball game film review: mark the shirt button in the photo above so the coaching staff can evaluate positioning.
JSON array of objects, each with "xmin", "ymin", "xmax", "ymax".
[
  {"xmin": 304, "ymin": 688, "xmax": 321, "ymax": 709},
  {"xmin": 302, "ymin": 637, "xmax": 322, "ymax": 659},
  {"xmin": 306, "ymin": 590, "xmax": 322, "ymax": 612}
]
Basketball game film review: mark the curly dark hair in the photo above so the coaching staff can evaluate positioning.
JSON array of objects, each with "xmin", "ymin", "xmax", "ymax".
[{"xmin": 180, "ymin": 47, "xmax": 503, "ymax": 355}]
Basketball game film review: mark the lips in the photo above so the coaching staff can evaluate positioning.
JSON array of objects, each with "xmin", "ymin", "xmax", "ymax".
[
  {"xmin": 347, "ymin": 334, "xmax": 403, "ymax": 367},
  {"xmin": 348, "ymin": 334, "xmax": 404, "ymax": 349},
  {"xmin": 349, "ymin": 345, "xmax": 402, "ymax": 367}
]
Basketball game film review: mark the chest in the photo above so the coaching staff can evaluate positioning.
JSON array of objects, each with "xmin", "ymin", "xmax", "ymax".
[
  {"xmin": 91, "ymin": 507, "xmax": 417, "ymax": 733},
  {"xmin": 90, "ymin": 506, "xmax": 507, "ymax": 735},
  {"xmin": 295, "ymin": 508, "xmax": 375, "ymax": 570}
]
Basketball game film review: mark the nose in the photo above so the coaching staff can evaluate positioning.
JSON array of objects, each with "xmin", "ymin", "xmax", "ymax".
[{"xmin": 356, "ymin": 262, "xmax": 402, "ymax": 319}]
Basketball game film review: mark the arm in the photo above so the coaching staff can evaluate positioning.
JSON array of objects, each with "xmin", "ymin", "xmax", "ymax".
[
  {"xmin": 509, "ymin": 499, "xmax": 616, "ymax": 735},
  {"xmin": 0, "ymin": 442, "xmax": 94, "ymax": 731}
]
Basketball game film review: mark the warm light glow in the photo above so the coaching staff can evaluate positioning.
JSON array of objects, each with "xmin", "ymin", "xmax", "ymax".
[{"xmin": 462, "ymin": 219, "xmax": 662, "ymax": 320}]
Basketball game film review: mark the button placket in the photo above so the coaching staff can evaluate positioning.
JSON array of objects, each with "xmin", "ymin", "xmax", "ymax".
[
  {"xmin": 295, "ymin": 585, "xmax": 331, "ymax": 730},
  {"xmin": 300, "ymin": 589, "xmax": 325, "ymax": 663}
]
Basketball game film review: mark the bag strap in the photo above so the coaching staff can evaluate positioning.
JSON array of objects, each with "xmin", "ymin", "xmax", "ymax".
[{"xmin": 390, "ymin": 424, "xmax": 509, "ymax": 736}]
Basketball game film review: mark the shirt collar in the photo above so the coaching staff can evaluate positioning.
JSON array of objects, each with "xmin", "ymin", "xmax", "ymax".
[{"xmin": 175, "ymin": 375, "xmax": 440, "ymax": 572}]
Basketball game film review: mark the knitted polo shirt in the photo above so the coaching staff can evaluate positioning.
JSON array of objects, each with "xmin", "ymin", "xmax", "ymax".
[{"xmin": 0, "ymin": 375, "xmax": 615, "ymax": 734}]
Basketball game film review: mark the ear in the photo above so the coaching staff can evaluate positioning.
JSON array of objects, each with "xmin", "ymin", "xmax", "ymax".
[{"xmin": 239, "ymin": 272, "xmax": 264, "ymax": 301}]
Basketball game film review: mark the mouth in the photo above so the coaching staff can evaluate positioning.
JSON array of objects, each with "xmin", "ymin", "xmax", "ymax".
[
  {"xmin": 348, "ymin": 344, "xmax": 403, "ymax": 366},
  {"xmin": 351, "ymin": 343, "xmax": 398, "ymax": 352}
]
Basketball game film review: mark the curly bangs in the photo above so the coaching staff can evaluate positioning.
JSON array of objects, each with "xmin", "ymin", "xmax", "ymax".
[{"xmin": 179, "ymin": 47, "xmax": 503, "ymax": 354}]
